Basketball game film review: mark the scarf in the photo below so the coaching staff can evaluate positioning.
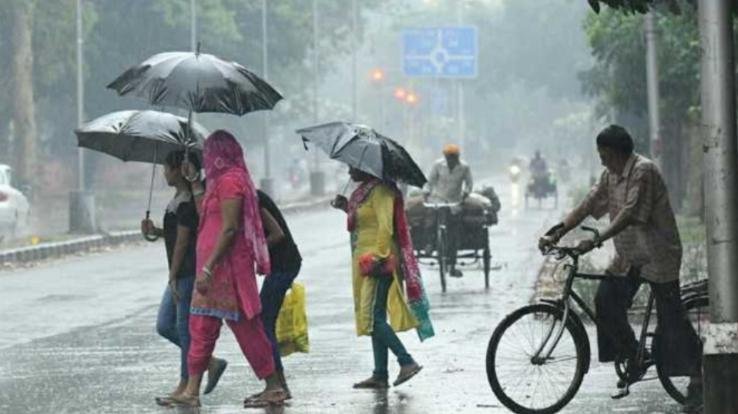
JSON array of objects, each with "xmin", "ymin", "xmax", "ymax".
[{"xmin": 202, "ymin": 130, "xmax": 270, "ymax": 275}]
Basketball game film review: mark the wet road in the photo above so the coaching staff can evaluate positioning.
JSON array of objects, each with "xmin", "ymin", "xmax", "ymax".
[{"xmin": 0, "ymin": 181, "xmax": 685, "ymax": 413}]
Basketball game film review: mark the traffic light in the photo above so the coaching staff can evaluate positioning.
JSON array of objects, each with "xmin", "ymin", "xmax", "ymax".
[
  {"xmin": 370, "ymin": 68, "xmax": 385, "ymax": 82},
  {"xmin": 394, "ymin": 87, "xmax": 407, "ymax": 100}
]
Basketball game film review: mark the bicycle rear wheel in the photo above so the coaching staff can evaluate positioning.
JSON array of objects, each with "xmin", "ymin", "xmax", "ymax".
[
  {"xmin": 486, "ymin": 304, "xmax": 587, "ymax": 414},
  {"xmin": 656, "ymin": 296, "xmax": 708, "ymax": 404}
]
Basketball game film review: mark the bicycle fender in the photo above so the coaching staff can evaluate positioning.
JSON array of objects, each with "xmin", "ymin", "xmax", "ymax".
[{"xmin": 540, "ymin": 299, "xmax": 592, "ymax": 374}]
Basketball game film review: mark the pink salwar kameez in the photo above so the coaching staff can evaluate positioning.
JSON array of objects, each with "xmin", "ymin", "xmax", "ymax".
[{"xmin": 187, "ymin": 130, "xmax": 274, "ymax": 379}]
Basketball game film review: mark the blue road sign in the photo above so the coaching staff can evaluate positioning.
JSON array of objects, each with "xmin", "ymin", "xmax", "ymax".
[{"xmin": 403, "ymin": 26, "xmax": 478, "ymax": 78}]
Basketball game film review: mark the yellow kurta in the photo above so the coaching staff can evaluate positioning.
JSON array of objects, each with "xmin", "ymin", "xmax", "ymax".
[{"xmin": 352, "ymin": 184, "xmax": 419, "ymax": 336}]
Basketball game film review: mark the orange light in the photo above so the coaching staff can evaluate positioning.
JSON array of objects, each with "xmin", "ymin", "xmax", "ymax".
[
  {"xmin": 406, "ymin": 92, "xmax": 418, "ymax": 105},
  {"xmin": 394, "ymin": 87, "xmax": 407, "ymax": 100},
  {"xmin": 370, "ymin": 68, "xmax": 385, "ymax": 82}
]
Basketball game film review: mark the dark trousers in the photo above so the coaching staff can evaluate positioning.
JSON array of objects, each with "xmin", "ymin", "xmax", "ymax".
[
  {"xmin": 260, "ymin": 266, "xmax": 300, "ymax": 372},
  {"xmin": 594, "ymin": 271, "xmax": 702, "ymax": 376},
  {"xmin": 447, "ymin": 213, "xmax": 461, "ymax": 267}
]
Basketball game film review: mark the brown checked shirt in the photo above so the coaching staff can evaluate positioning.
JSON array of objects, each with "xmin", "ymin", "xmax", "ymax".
[{"xmin": 570, "ymin": 153, "xmax": 682, "ymax": 283}]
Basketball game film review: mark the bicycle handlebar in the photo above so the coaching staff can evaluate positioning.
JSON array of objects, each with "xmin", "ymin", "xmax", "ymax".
[
  {"xmin": 540, "ymin": 226, "xmax": 602, "ymax": 259},
  {"xmin": 580, "ymin": 226, "xmax": 600, "ymax": 240},
  {"xmin": 422, "ymin": 201, "xmax": 462, "ymax": 209}
]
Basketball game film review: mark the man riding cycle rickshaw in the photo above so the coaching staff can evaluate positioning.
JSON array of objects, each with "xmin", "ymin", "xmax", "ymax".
[{"xmin": 422, "ymin": 144, "xmax": 474, "ymax": 278}]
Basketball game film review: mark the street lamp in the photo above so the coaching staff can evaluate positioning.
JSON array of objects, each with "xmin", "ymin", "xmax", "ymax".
[
  {"xmin": 405, "ymin": 92, "xmax": 419, "ymax": 105},
  {"xmin": 309, "ymin": 0, "xmax": 325, "ymax": 196},
  {"xmin": 260, "ymin": 0, "xmax": 274, "ymax": 197},
  {"xmin": 70, "ymin": 0, "xmax": 96, "ymax": 234},
  {"xmin": 370, "ymin": 68, "xmax": 386, "ymax": 129}
]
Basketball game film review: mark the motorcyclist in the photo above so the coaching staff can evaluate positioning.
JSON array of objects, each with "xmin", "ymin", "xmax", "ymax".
[
  {"xmin": 529, "ymin": 150, "xmax": 548, "ymax": 181},
  {"xmin": 423, "ymin": 144, "xmax": 473, "ymax": 277}
]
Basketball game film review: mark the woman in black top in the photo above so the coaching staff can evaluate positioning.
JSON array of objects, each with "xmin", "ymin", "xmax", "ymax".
[
  {"xmin": 141, "ymin": 151, "xmax": 226, "ymax": 405},
  {"xmin": 247, "ymin": 190, "xmax": 302, "ymax": 401}
]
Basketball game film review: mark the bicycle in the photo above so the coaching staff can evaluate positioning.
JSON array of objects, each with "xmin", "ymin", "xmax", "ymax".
[{"xmin": 485, "ymin": 226, "xmax": 708, "ymax": 414}]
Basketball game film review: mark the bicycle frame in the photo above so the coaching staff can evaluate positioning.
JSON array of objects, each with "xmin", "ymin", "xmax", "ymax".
[{"xmin": 532, "ymin": 252, "xmax": 656, "ymax": 369}]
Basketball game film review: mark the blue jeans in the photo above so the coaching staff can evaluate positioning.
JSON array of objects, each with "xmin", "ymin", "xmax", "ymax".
[
  {"xmin": 156, "ymin": 275, "xmax": 195, "ymax": 380},
  {"xmin": 260, "ymin": 267, "xmax": 300, "ymax": 371},
  {"xmin": 372, "ymin": 276, "xmax": 414, "ymax": 380}
]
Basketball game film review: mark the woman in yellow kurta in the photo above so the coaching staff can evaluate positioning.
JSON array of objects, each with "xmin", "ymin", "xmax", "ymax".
[{"xmin": 332, "ymin": 167, "xmax": 434, "ymax": 389}]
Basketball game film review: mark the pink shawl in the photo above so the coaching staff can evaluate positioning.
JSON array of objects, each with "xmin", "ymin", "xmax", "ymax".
[{"xmin": 202, "ymin": 130, "xmax": 271, "ymax": 275}]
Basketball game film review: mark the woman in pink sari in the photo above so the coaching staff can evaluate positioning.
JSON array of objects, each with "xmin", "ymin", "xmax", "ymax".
[{"xmin": 172, "ymin": 130, "xmax": 286, "ymax": 408}]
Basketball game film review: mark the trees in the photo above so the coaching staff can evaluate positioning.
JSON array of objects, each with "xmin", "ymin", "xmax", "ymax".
[
  {"xmin": 580, "ymin": 5, "xmax": 702, "ymax": 211},
  {"xmin": 0, "ymin": 0, "xmax": 385, "ymax": 192},
  {"xmin": 9, "ymin": 0, "xmax": 38, "ymax": 190}
]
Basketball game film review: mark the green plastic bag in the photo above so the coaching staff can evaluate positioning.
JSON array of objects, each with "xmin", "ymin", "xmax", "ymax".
[{"xmin": 275, "ymin": 282, "xmax": 309, "ymax": 356}]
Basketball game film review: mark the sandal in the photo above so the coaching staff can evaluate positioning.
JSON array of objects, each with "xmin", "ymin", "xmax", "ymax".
[
  {"xmin": 204, "ymin": 358, "xmax": 228, "ymax": 395},
  {"xmin": 243, "ymin": 388, "xmax": 287, "ymax": 408},
  {"xmin": 393, "ymin": 363, "xmax": 422, "ymax": 387},
  {"xmin": 242, "ymin": 391, "xmax": 264, "ymax": 405},
  {"xmin": 154, "ymin": 395, "xmax": 176, "ymax": 407},
  {"xmin": 353, "ymin": 377, "xmax": 389, "ymax": 389},
  {"xmin": 167, "ymin": 393, "xmax": 201, "ymax": 408}
]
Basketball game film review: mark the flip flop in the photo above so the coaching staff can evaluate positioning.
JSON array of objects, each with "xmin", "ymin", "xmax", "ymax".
[
  {"xmin": 154, "ymin": 395, "xmax": 175, "ymax": 407},
  {"xmin": 393, "ymin": 364, "xmax": 423, "ymax": 387},
  {"xmin": 167, "ymin": 393, "xmax": 201, "ymax": 408},
  {"xmin": 203, "ymin": 358, "xmax": 228, "ymax": 395},
  {"xmin": 242, "ymin": 391, "xmax": 264, "ymax": 405},
  {"xmin": 244, "ymin": 389, "xmax": 287, "ymax": 408}
]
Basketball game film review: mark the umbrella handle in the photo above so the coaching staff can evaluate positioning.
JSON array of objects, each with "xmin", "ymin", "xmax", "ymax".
[
  {"xmin": 143, "ymin": 210, "xmax": 159, "ymax": 242},
  {"xmin": 184, "ymin": 110, "xmax": 201, "ymax": 182}
]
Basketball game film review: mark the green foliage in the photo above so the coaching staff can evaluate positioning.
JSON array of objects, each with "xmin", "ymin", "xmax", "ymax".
[
  {"xmin": 586, "ymin": 0, "xmax": 687, "ymax": 14},
  {"xmin": 579, "ymin": 4, "xmax": 701, "ymax": 155},
  {"xmin": 0, "ymin": 0, "xmax": 385, "ymax": 180}
]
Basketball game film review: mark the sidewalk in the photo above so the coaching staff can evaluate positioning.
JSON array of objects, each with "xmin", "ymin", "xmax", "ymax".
[{"xmin": 0, "ymin": 191, "xmax": 332, "ymax": 267}]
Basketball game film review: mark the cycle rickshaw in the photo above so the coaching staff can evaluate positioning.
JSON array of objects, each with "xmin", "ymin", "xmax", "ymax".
[{"xmin": 407, "ymin": 191, "xmax": 498, "ymax": 292}]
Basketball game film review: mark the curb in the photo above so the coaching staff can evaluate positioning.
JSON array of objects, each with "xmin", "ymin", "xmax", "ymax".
[{"xmin": 0, "ymin": 196, "xmax": 333, "ymax": 267}]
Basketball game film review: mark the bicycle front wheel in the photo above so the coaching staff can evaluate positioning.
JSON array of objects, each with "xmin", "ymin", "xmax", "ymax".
[{"xmin": 486, "ymin": 304, "xmax": 587, "ymax": 414}]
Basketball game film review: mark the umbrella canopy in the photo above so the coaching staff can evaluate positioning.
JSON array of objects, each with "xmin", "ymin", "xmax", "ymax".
[
  {"xmin": 107, "ymin": 51, "xmax": 282, "ymax": 115},
  {"xmin": 75, "ymin": 110, "xmax": 207, "ymax": 164},
  {"xmin": 296, "ymin": 122, "xmax": 427, "ymax": 188}
]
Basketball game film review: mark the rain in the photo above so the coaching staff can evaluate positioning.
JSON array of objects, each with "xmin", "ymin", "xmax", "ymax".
[{"xmin": 0, "ymin": 0, "xmax": 733, "ymax": 413}]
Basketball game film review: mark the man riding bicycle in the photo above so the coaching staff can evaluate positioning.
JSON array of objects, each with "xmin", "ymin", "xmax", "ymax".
[
  {"xmin": 424, "ymin": 144, "xmax": 473, "ymax": 278},
  {"xmin": 539, "ymin": 125, "xmax": 702, "ymax": 411}
]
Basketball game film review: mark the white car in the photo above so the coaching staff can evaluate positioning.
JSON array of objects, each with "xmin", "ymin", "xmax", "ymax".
[{"xmin": 0, "ymin": 164, "xmax": 30, "ymax": 238}]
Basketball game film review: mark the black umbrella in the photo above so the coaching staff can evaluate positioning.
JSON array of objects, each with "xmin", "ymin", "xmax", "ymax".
[
  {"xmin": 107, "ymin": 49, "xmax": 282, "ymax": 116},
  {"xmin": 296, "ymin": 122, "xmax": 427, "ymax": 188},
  {"xmin": 75, "ymin": 110, "xmax": 208, "ymax": 240},
  {"xmin": 75, "ymin": 110, "xmax": 207, "ymax": 164}
]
